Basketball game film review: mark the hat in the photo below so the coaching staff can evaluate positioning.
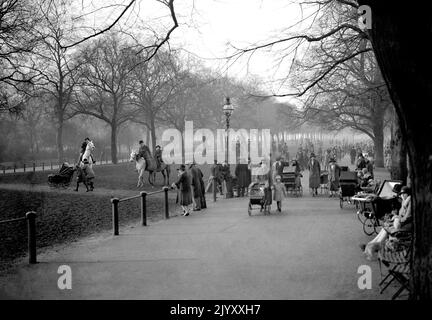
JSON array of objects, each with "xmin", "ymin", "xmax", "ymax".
[
  {"xmin": 139, "ymin": 140, "xmax": 143, "ymax": 144},
  {"xmin": 155, "ymin": 145, "xmax": 161, "ymax": 149},
  {"xmin": 310, "ymin": 153, "xmax": 316, "ymax": 158},
  {"xmin": 329, "ymin": 158, "xmax": 336, "ymax": 163},
  {"xmin": 83, "ymin": 158, "xmax": 89, "ymax": 164},
  {"xmin": 400, "ymin": 186, "xmax": 411, "ymax": 195},
  {"xmin": 275, "ymin": 175, "xmax": 281, "ymax": 180},
  {"xmin": 177, "ymin": 164, "xmax": 186, "ymax": 171}
]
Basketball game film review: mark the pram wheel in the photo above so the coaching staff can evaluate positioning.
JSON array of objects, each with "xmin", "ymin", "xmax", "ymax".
[
  {"xmin": 339, "ymin": 198, "xmax": 343, "ymax": 208},
  {"xmin": 248, "ymin": 202, "xmax": 252, "ymax": 216},
  {"xmin": 363, "ymin": 218, "xmax": 376, "ymax": 236}
]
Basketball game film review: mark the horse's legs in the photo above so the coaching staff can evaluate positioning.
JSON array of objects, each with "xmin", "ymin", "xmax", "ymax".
[
  {"xmin": 137, "ymin": 169, "xmax": 143, "ymax": 187},
  {"xmin": 148, "ymin": 171, "xmax": 154, "ymax": 186},
  {"xmin": 161, "ymin": 170, "xmax": 166, "ymax": 186}
]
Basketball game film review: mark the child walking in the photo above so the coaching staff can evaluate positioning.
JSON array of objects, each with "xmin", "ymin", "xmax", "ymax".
[{"xmin": 273, "ymin": 175, "xmax": 287, "ymax": 212}]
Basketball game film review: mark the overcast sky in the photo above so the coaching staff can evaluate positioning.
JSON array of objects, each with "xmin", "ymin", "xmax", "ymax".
[
  {"xmin": 76, "ymin": 0, "xmax": 317, "ymax": 101},
  {"xmin": 171, "ymin": 0, "xmax": 312, "ymax": 95}
]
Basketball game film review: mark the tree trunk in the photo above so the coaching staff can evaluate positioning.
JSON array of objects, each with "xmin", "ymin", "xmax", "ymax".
[
  {"xmin": 149, "ymin": 116, "xmax": 157, "ymax": 155},
  {"xmin": 146, "ymin": 126, "xmax": 150, "ymax": 146},
  {"xmin": 371, "ymin": 115, "xmax": 384, "ymax": 168},
  {"xmin": 56, "ymin": 119, "xmax": 64, "ymax": 163},
  {"xmin": 360, "ymin": 0, "xmax": 432, "ymax": 299},
  {"xmin": 390, "ymin": 118, "xmax": 408, "ymax": 184},
  {"xmin": 111, "ymin": 123, "xmax": 118, "ymax": 164}
]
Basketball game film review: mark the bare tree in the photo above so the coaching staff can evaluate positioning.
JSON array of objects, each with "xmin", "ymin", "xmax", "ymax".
[
  {"xmin": 294, "ymin": 46, "xmax": 392, "ymax": 166},
  {"xmin": 0, "ymin": 0, "xmax": 42, "ymax": 89},
  {"xmin": 129, "ymin": 50, "xmax": 178, "ymax": 153},
  {"xmin": 74, "ymin": 33, "xmax": 137, "ymax": 164},
  {"xmin": 30, "ymin": 0, "xmax": 83, "ymax": 162}
]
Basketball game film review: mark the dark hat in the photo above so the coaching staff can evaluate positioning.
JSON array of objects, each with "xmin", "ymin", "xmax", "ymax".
[
  {"xmin": 155, "ymin": 145, "xmax": 161, "ymax": 149},
  {"xmin": 139, "ymin": 140, "xmax": 143, "ymax": 144},
  {"xmin": 329, "ymin": 158, "xmax": 336, "ymax": 163},
  {"xmin": 400, "ymin": 186, "xmax": 411, "ymax": 195},
  {"xmin": 85, "ymin": 137, "xmax": 90, "ymax": 141},
  {"xmin": 310, "ymin": 153, "xmax": 316, "ymax": 158},
  {"xmin": 177, "ymin": 164, "xmax": 186, "ymax": 171},
  {"xmin": 83, "ymin": 158, "xmax": 89, "ymax": 164}
]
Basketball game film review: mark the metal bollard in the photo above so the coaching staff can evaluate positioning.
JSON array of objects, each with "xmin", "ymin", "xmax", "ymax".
[
  {"xmin": 26, "ymin": 211, "xmax": 37, "ymax": 264},
  {"xmin": 111, "ymin": 198, "xmax": 119, "ymax": 236},
  {"xmin": 2, "ymin": 166, "xmax": 5, "ymax": 174},
  {"xmin": 50, "ymin": 162, "xmax": 53, "ymax": 170},
  {"xmin": 42, "ymin": 163, "xmax": 44, "ymax": 171},
  {"xmin": 13, "ymin": 164, "xmax": 16, "ymax": 173},
  {"xmin": 33, "ymin": 162, "xmax": 35, "ymax": 172},
  {"xmin": 23, "ymin": 163, "xmax": 26, "ymax": 172},
  {"xmin": 163, "ymin": 186, "xmax": 169, "ymax": 219},
  {"xmin": 140, "ymin": 192, "xmax": 147, "ymax": 226}
]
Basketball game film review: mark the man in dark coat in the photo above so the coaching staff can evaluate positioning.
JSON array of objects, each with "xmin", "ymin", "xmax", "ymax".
[
  {"xmin": 189, "ymin": 162, "xmax": 204, "ymax": 211},
  {"xmin": 198, "ymin": 166, "xmax": 207, "ymax": 209},
  {"xmin": 235, "ymin": 160, "xmax": 249, "ymax": 197},
  {"xmin": 138, "ymin": 140, "xmax": 151, "ymax": 158}
]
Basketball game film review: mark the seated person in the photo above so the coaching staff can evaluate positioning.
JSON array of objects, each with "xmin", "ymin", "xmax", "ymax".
[
  {"xmin": 359, "ymin": 168, "xmax": 373, "ymax": 187},
  {"xmin": 360, "ymin": 186, "xmax": 412, "ymax": 260}
]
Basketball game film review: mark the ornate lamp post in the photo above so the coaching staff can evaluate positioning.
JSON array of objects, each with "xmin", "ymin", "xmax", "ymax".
[{"xmin": 223, "ymin": 97, "xmax": 234, "ymax": 163}]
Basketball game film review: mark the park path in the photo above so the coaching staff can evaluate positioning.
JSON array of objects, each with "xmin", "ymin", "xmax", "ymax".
[{"xmin": 0, "ymin": 156, "xmax": 396, "ymax": 299}]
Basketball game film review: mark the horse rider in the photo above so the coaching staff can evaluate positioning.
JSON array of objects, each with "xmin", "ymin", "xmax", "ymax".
[
  {"xmin": 155, "ymin": 145, "xmax": 163, "ymax": 169},
  {"xmin": 138, "ymin": 140, "xmax": 151, "ymax": 160}
]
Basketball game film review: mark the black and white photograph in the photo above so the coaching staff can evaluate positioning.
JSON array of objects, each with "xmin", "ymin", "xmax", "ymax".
[{"xmin": 0, "ymin": 0, "xmax": 431, "ymax": 307}]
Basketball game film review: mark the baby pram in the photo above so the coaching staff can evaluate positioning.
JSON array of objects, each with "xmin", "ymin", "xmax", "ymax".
[
  {"xmin": 247, "ymin": 165, "xmax": 272, "ymax": 215},
  {"xmin": 352, "ymin": 180, "xmax": 402, "ymax": 235},
  {"xmin": 339, "ymin": 171, "xmax": 358, "ymax": 208},
  {"xmin": 281, "ymin": 164, "xmax": 302, "ymax": 197},
  {"xmin": 47, "ymin": 163, "xmax": 75, "ymax": 188}
]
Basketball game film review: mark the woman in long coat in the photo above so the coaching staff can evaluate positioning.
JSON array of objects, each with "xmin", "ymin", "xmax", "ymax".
[
  {"xmin": 308, "ymin": 153, "xmax": 321, "ymax": 196},
  {"xmin": 172, "ymin": 164, "xmax": 192, "ymax": 216},
  {"xmin": 328, "ymin": 158, "xmax": 341, "ymax": 197},
  {"xmin": 235, "ymin": 160, "xmax": 250, "ymax": 197}
]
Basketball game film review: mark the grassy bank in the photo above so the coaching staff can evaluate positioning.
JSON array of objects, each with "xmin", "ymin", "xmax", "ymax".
[{"xmin": 0, "ymin": 188, "xmax": 177, "ymax": 270}]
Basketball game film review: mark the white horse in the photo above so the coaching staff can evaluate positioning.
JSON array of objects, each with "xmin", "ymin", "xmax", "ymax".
[
  {"xmin": 130, "ymin": 150, "xmax": 146, "ymax": 187},
  {"xmin": 81, "ymin": 140, "xmax": 95, "ymax": 167}
]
